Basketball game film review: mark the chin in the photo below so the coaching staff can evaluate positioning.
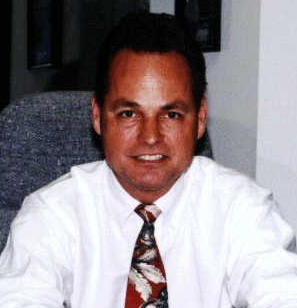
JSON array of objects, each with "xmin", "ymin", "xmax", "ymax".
[{"xmin": 132, "ymin": 176, "xmax": 178, "ymax": 192}]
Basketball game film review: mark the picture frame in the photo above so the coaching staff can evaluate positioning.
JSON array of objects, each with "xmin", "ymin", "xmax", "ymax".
[
  {"xmin": 27, "ymin": 0, "xmax": 63, "ymax": 69},
  {"xmin": 175, "ymin": 0, "xmax": 221, "ymax": 52}
]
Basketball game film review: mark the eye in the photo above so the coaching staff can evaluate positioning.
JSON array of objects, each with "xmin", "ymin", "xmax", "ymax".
[
  {"xmin": 167, "ymin": 111, "xmax": 183, "ymax": 119},
  {"xmin": 119, "ymin": 110, "xmax": 136, "ymax": 118}
]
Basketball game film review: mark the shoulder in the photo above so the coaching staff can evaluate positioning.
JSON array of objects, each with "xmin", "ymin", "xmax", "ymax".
[
  {"xmin": 188, "ymin": 156, "xmax": 275, "ymax": 214},
  {"xmin": 36, "ymin": 160, "xmax": 106, "ymax": 200},
  {"xmin": 190, "ymin": 156, "xmax": 271, "ymax": 197},
  {"xmin": 188, "ymin": 157, "xmax": 294, "ymax": 244},
  {"xmin": 15, "ymin": 160, "xmax": 108, "ymax": 224},
  {"xmin": 9, "ymin": 160, "xmax": 108, "ymax": 246}
]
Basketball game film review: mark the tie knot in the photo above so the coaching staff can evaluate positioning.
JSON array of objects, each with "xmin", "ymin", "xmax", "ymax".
[{"xmin": 135, "ymin": 204, "xmax": 161, "ymax": 223}]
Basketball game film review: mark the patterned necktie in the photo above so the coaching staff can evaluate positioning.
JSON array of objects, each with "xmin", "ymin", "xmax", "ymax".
[{"xmin": 125, "ymin": 204, "xmax": 168, "ymax": 308}]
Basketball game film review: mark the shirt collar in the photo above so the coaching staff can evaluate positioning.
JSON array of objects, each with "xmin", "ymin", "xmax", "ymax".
[
  {"xmin": 154, "ymin": 171, "xmax": 186, "ymax": 217},
  {"xmin": 106, "ymin": 165, "xmax": 139, "ymax": 225}
]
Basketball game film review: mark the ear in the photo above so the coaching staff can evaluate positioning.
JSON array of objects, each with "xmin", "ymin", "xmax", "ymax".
[
  {"xmin": 197, "ymin": 97, "xmax": 208, "ymax": 140},
  {"xmin": 91, "ymin": 95, "xmax": 101, "ymax": 135}
]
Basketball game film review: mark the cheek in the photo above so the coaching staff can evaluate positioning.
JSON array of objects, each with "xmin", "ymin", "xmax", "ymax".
[
  {"xmin": 102, "ymin": 123, "xmax": 137, "ymax": 154},
  {"xmin": 174, "ymin": 135, "xmax": 196, "ymax": 153},
  {"xmin": 169, "ymin": 129, "xmax": 197, "ymax": 156},
  {"xmin": 103, "ymin": 116, "xmax": 133, "ymax": 137},
  {"xmin": 165, "ymin": 120, "xmax": 198, "ymax": 142}
]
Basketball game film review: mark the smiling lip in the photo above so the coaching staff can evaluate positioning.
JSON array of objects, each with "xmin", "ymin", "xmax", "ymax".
[{"xmin": 136, "ymin": 154, "xmax": 166, "ymax": 161}]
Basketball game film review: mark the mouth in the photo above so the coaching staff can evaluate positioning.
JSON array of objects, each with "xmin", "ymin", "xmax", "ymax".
[{"xmin": 136, "ymin": 154, "xmax": 166, "ymax": 161}]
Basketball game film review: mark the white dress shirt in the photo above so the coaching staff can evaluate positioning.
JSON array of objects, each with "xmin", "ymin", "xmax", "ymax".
[{"xmin": 0, "ymin": 156, "xmax": 297, "ymax": 307}]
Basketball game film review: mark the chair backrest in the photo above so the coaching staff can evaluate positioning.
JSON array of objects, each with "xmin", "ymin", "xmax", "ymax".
[{"xmin": 0, "ymin": 90, "xmax": 213, "ymax": 251}]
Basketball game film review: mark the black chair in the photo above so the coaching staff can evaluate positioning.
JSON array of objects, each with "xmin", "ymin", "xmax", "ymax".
[{"xmin": 0, "ymin": 90, "xmax": 213, "ymax": 252}]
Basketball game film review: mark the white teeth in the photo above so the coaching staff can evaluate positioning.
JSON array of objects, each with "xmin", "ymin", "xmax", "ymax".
[{"xmin": 137, "ymin": 154, "xmax": 163, "ymax": 161}]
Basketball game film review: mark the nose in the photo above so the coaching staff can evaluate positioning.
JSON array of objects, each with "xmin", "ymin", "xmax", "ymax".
[{"xmin": 139, "ymin": 117, "xmax": 162, "ymax": 145}]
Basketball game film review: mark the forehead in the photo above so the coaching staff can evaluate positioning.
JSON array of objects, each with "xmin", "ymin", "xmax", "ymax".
[
  {"xmin": 107, "ymin": 50, "xmax": 194, "ymax": 103},
  {"xmin": 109, "ymin": 49, "xmax": 191, "ymax": 80}
]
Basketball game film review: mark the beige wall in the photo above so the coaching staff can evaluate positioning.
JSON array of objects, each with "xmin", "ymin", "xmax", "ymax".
[{"xmin": 256, "ymin": 0, "xmax": 297, "ymax": 232}]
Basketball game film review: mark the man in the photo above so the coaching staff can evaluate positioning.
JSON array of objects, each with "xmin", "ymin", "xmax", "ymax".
[{"xmin": 0, "ymin": 12, "xmax": 297, "ymax": 307}]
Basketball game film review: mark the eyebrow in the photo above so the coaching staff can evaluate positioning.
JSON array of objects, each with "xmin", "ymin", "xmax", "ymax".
[
  {"xmin": 109, "ymin": 99, "xmax": 193, "ymax": 111},
  {"xmin": 161, "ymin": 101, "xmax": 193, "ymax": 112},
  {"xmin": 109, "ymin": 99, "xmax": 139, "ymax": 110}
]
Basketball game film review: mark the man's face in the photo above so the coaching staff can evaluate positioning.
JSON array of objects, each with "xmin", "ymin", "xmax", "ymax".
[{"xmin": 92, "ymin": 50, "xmax": 207, "ymax": 204}]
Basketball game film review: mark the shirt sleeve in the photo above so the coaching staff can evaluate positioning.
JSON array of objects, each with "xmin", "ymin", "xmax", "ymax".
[
  {"xmin": 0, "ymin": 194, "xmax": 74, "ymax": 307},
  {"xmin": 227, "ymin": 190, "xmax": 297, "ymax": 308}
]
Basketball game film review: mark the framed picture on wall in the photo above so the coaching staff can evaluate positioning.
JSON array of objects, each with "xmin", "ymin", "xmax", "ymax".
[
  {"xmin": 27, "ymin": 0, "xmax": 63, "ymax": 69},
  {"xmin": 175, "ymin": 0, "xmax": 221, "ymax": 52}
]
